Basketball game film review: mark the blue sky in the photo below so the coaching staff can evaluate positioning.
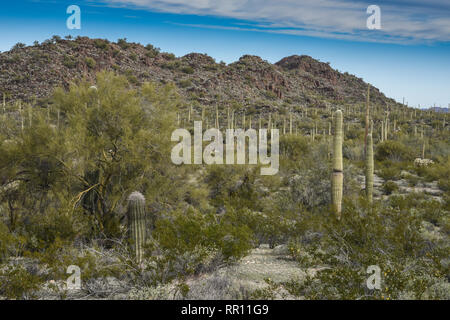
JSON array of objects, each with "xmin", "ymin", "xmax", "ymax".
[{"xmin": 1, "ymin": 0, "xmax": 449, "ymax": 108}]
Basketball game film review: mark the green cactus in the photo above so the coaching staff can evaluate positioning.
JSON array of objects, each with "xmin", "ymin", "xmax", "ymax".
[
  {"xmin": 215, "ymin": 104, "xmax": 219, "ymax": 128},
  {"xmin": 127, "ymin": 191, "xmax": 147, "ymax": 264},
  {"xmin": 365, "ymin": 133, "xmax": 374, "ymax": 203},
  {"xmin": 364, "ymin": 84, "xmax": 370, "ymax": 155},
  {"xmin": 332, "ymin": 110, "xmax": 343, "ymax": 218}
]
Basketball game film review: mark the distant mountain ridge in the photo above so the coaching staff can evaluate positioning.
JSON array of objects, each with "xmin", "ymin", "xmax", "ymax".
[
  {"xmin": 429, "ymin": 107, "xmax": 449, "ymax": 113},
  {"xmin": 0, "ymin": 36, "xmax": 404, "ymax": 110}
]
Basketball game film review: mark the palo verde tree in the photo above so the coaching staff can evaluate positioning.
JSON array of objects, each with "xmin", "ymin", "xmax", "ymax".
[{"xmin": 52, "ymin": 71, "xmax": 180, "ymax": 237}]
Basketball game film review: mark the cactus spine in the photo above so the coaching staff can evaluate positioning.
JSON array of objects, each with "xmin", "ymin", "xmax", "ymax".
[
  {"xmin": 332, "ymin": 110, "xmax": 344, "ymax": 218},
  {"xmin": 365, "ymin": 134, "xmax": 374, "ymax": 203},
  {"xmin": 127, "ymin": 191, "xmax": 147, "ymax": 264}
]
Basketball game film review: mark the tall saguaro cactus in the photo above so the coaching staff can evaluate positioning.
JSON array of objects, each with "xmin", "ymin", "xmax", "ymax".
[
  {"xmin": 127, "ymin": 191, "xmax": 147, "ymax": 264},
  {"xmin": 365, "ymin": 133, "xmax": 374, "ymax": 203},
  {"xmin": 332, "ymin": 110, "xmax": 344, "ymax": 218},
  {"xmin": 364, "ymin": 84, "xmax": 370, "ymax": 155}
]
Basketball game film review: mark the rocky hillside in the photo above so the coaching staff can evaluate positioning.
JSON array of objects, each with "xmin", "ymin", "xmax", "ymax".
[{"xmin": 0, "ymin": 36, "xmax": 401, "ymax": 109}]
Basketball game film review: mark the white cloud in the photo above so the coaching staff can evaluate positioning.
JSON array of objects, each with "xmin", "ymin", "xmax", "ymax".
[{"xmin": 103, "ymin": 0, "xmax": 450, "ymax": 43}]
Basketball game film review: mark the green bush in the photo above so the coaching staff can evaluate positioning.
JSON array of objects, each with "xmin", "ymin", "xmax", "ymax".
[
  {"xmin": 383, "ymin": 180, "xmax": 399, "ymax": 195},
  {"xmin": 85, "ymin": 57, "xmax": 96, "ymax": 69},
  {"xmin": 93, "ymin": 39, "xmax": 109, "ymax": 50},
  {"xmin": 145, "ymin": 44, "xmax": 160, "ymax": 58},
  {"xmin": 283, "ymin": 198, "xmax": 448, "ymax": 299},
  {"xmin": 0, "ymin": 264, "xmax": 43, "ymax": 299},
  {"xmin": 0, "ymin": 221, "xmax": 17, "ymax": 263},
  {"xmin": 376, "ymin": 140, "xmax": 415, "ymax": 162},
  {"xmin": 154, "ymin": 207, "xmax": 253, "ymax": 264},
  {"xmin": 178, "ymin": 79, "xmax": 192, "ymax": 88},
  {"xmin": 181, "ymin": 66, "xmax": 195, "ymax": 74},
  {"xmin": 62, "ymin": 55, "xmax": 77, "ymax": 68},
  {"xmin": 117, "ymin": 38, "xmax": 131, "ymax": 50}
]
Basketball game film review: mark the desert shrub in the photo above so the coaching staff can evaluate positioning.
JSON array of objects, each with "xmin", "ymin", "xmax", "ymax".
[
  {"xmin": 153, "ymin": 207, "xmax": 253, "ymax": 270},
  {"xmin": 145, "ymin": 44, "xmax": 160, "ymax": 58},
  {"xmin": 117, "ymin": 38, "xmax": 130, "ymax": 50},
  {"xmin": 345, "ymin": 125, "xmax": 363, "ymax": 140},
  {"xmin": 264, "ymin": 90, "xmax": 277, "ymax": 100},
  {"xmin": 438, "ymin": 178, "xmax": 449, "ymax": 192},
  {"xmin": 85, "ymin": 57, "xmax": 96, "ymax": 69},
  {"xmin": 62, "ymin": 55, "xmax": 77, "ymax": 68},
  {"xmin": 204, "ymin": 165, "xmax": 262, "ymax": 211},
  {"xmin": 127, "ymin": 74, "xmax": 139, "ymax": 85},
  {"xmin": 289, "ymin": 161, "xmax": 330, "ymax": 210},
  {"xmin": 343, "ymin": 141, "xmax": 364, "ymax": 161},
  {"xmin": 181, "ymin": 66, "xmax": 194, "ymax": 74},
  {"xmin": 0, "ymin": 264, "xmax": 43, "ymax": 299},
  {"xmin": 376, "ymin": 140, "xmax": 415, "ymax": 162},
  {"xmin": 26, "ymin": 238, "xmax": 116, "ymax": 284},
  {"xmin": 383, "ymin": 180, "xmax": 399, "ymax": 195},
  {"xmin": 279, "ymin": 135, "xmax": 309, "ymax": 162},
  {"xmin": 178, "ymin": 79, "xmax": 192, "ymax": 88},
  {"xmin": 163, "ymin": 61, "xmax": 181, "ymax": 70},
  {"xmin": 284, "ymin": 198, "xmax": 448, "ymax": 299},
  {"xmin": 12, "ymin": 42, "xmax": 26, "ymax": 50},
  {"xmin": 377, "ymin": 163, "xmax": 402, "ymax": 180},
  {"xmin": 0, "ymin": 221, "xmax": 18, "ymax": 262},
  {"xmin": 162, "ymin": 52, "xmax": 176, "ymax": 60},
  {"xmin": 23, "ymin": 207, "xmax": 89, "ymax": 251},
  {"xmin": 93, "ymin": 39, "xmax": 109, "ymax": 50},
  {"xmin": 129, "ymin": 53, "xmax": 138, "ymax": 61},
  {"xmin": 414, "ymin": 160, "xmax": 450, "ymax": 182},
  {"xmin": 51, "ymin": 35, "xmax": 62, "ymax": 43}
]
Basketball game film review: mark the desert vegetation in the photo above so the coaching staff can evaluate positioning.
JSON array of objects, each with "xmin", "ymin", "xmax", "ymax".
[{"xmin": 0, "ymin": 40, "xmax": 448, "ymax": 300}]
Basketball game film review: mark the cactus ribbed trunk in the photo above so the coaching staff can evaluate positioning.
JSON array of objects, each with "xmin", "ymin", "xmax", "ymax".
[
  {"xmin": 201, "ymin": 106, "xmax": 205, "ymax": 123},
  {"xmin": 127, "ymin": 192, "xmax": 147, "ymax": 264},
  {"xmin": 332, "ymin": 110, "xmax": 344, "ymax": 218},
  {"xmin": 231, "ymin": 111, "xmax": 234, "ymax": 130},
  {"xmin": 422, "ymin": 139, "xmax": 426, "ymax": 159},
  {"xmin": 289, "ymin": 113, "xmax": 293, "ymax": 134},
  {"xmin": 364, "ymin": 85, "xmax": 370, "ymax": 155},
  {"xmin": 365, "ymin": 134, "xmax": 374, "ymax": 203},
  {"xmin": 215, "ymin": 105, "xmax": 219, "ymax": 129}
]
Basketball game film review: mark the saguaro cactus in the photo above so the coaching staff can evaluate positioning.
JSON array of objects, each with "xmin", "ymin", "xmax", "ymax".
[
  {"xmin": 215, "ymin": 104, "xmax": 219, "ymax": 128},
  {"xmin": 332, "ymin": 110, "xmax": 344, "ymax": 218},
  {"xmin": 127, "ymin": 191, "xmax": 147, "ymax": 264},
  {"xmin": 365, "ymin": 133, "xmax": 374, "ymax": 203},
  {"xmin": 364, "ymin": 84, "xmax": 370, "ymax": 155}
]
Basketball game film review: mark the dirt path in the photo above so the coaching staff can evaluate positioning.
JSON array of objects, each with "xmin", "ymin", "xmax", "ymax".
[{"xmin": 183, "ymin": 244, "xmax": 306, "ymax": 299}]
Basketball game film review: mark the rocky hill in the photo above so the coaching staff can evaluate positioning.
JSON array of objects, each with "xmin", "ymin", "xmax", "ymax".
[{"xmin": 0, "ymin": 36, "xmax": 401, "ymax": 110}]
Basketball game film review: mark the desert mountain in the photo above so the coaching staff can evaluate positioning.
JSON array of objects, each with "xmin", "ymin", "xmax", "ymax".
[{"xmin": 1, "ymin": 36, "xmax": 401, "ymax": 110}]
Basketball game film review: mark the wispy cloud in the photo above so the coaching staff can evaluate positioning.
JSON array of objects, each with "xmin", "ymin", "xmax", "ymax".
[{"xmin": 101, "ymin": 0, "xmax": 450, "ymax": 43}]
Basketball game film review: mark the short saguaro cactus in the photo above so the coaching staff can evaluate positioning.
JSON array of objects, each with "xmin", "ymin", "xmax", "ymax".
[{"xmin": 127, "ymin": 191, "xmax": 147, "ymax": 264}]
